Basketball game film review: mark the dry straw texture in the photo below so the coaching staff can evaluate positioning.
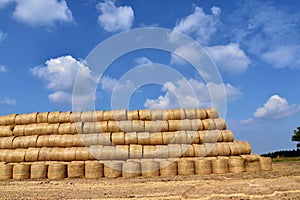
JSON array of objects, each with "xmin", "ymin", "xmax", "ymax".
[
  {"xmin": 194, "ymin": 159, "xmax": 212, "ymax": 175},
  {"xmin": 186, "ymin": 131, "xmax": 199, "ymax": 144},
  {"xmin": 59, "ymin": 112, "xmax": 72, "ymax": 123},
  {"xmin": 193, "ymin": 144, "xmax": 207, "ymax": 157},
  {"xmin": 241, "ymin": 154, "xmax": 261, "ymax": 172},
  {"xmin": 0, "ymin": 136, "xmax": 15, "ymax": 149},
  {"xmin": 119, "ymin": 121, "xmax": 133, "ymax": 132},
  {"xmin": 0, "ymin": 125, "xmax": 13, "ymax": 137},
  {"xmin": 259, "ymin": 157, "xmax": 272, "ymax": 171},
  {"xmin": 178, "ymin": 160, "xmax": 194, "ymax": 175},
  {"xmin": 112, "ymin": 132, "xmax": 125, "ymax": 145},
  {"xmin": 85, "ymin": 161, "xmax": 104, "ymax": 178},
  {"xmin": 143, "ymin": 145, "xmax": 156, "ymax": 158},
  {"xmin": 97, "ymin": 133, "xmax": 111, "ymax": 146},
  {"xmin": 7, "ymin": 149, "xmax": 26, "ymax": 163},
  {"xmin": 139, "ymin": 109, "xmax": 151, "ymax": 120},
  {"xmin": 212, "ymin": 157, "xmax": 229, "ymax": 174},
  {"xmin": 221, "ymin": 130, "xmax": 234, "ymax": 142},
  {"xmin": 48, "ymin": 162, "xmax": 67, "ymax": 179},
  {"xmin": 168, "ymin": 144, "xmax": 182, "ymax": 158},
  {"xmin": 104, "ymin": 161, "xmax": 123, "ymax": 178},
  {"xmin": 217, "ymin": 143, "xmax": 231, "ymax": 156},
  {"xmin": 30, "ymin": 163, "xmax": 48, "ymax": 179},
  {"xmin": 228, "ymin": 156, "xmax": 244, "ymax": 173},
  {"xmin": 47, "ymin": 111, "xmax": 61, "ymax": 124},
  {"xmin": 13, "ymin": 125, "xmax": 25, "ymax": 136},
  {"xmin": 196, "ymin": 109, "xmax": 207, "ymax": 120},
  {"xmin": 13, "ymin": 163, "xmax": 30, "ymax": 180},
  {"xmin": 0, "ymin": 163, "xmax": 13, "ymax": 180},
  {"xmin": 206, "ymin": 108, "xmax": 218, "ymax": 119},
  {"xmin": 130, "ymin": 144, "xmax": 143, "ymax": 159},
  {"xmin": 68, "ymin": 161, "xmax": 85, "ymax": 178},
  {"xmin": 150, "ymin": 109, "xmax": 164, "ymax": 120},
  {"xmin": 181, "ymin": 144, "xmax": 194, "ymax": 157},
  {"xmin": 125, "ymin": 132, "xmax": 137, "ymax": 145},
  {"xmin": 184, "ymin": 108, "xmax": 197, "ymax": 119},
  {"xmin": 0, "ymin": 114, "xmax": 17, "ymax": 126},
  {"xmin": 63, "ymin": 148, "xmax": 76, "ymax": 162},
  {"xmin": 37, "ymin": 112, "xmax": 49, "ymax": 123},
  {"xmin": 159, "ymin": 159, "xmax": 177, "ymax": 176},
  {"xmin": 213, "ymin": 118, "xmax": 227, "ymax": 130},
  {"xmin": 127, "ymin": 110, "xmax": 139, "ymax": 120},
  {"xmin": 107, "ymin": 121, "xmax": 120, "ymax": 132},
  {"xmin": 102, "ymin": 146, "xmax": 116, "ymax": 160},
  {"xmin": 122, "ymin": 161, "xmax": 141, "ymax": 178},
  {"xmin": 162, "ymin": 131, "xmax": 175, "ymax": 144},
  {"xmin": 132, "ymin": 120, "xmax": 145, "ymax": 132},
  {"xmin": 75, "ymin": 147, "xmax": 90, "ymax": 161},
  {"xmin": 202, "ymin": 119, "xmax": 216, "ymax": 130},
  {"xmin": 25, "ymin": 148, "xmax": 40, "ymax": 162},
  {"xmin": 15, "ymin": 112, "xmax": 37, "ymax": 125},
  {"xmin": 190, "ymin": 119, "xmax": 203, "ymax": 131},
  {"xmin": 115, "ymin": 145, "xmax": 129, "ymax": 160},
  {"xmin": 141, "ymin": 160, "xmax": 160, "ymax": 177},
  {"xmin": 34, "ymin": 123, "xmax": 48, "ymax": 136},
  {"xmin": 172, "ymin": 108, "xmax": 185, "ymax": 120},
  {"xmin": 155, "ymin": 145, "xmax": 169, "ymax": 158},
  {"xmin": 205, "ymin": 143, "xmax": 219, "ymax": 157}
]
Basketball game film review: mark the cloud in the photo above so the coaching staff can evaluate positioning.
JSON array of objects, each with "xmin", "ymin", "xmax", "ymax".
[
  {"xmin": 240, "ymin": 118, "xmax": 254, "ymax": 125},
  {"xmin": 9, "ymin": 0, "xmax": 73, "ymax": 26},
  {"xmin": 134, "ymin": 57, "xmax": 153, "ymax": 65},
  {"xmin": 0, "ymin": 0, "xmax": 13, "ymax": 9},
  {"xmin": 0, "ymin": 65, "xmax": 6, "ymax": 72},
  {"xmin": 144, "ymin": 78, "xmax": 242, "ymax": 109},
  {"xmin": 206, "ymin": 43, "xmax": 250, "ymax": 75},
  {"xmin": 170, "ymin": 6, "xmax": 220, "ymax": 45},
  {"xmin": 254, "ymin": 95, "xmax": 300, "ymax": 120},
  {"xmin": 0, "ymin": 96, "xmax": 16, "ymax": 105},
  {"xmin": 97, "ymin": 0, "xmax": 134, "ymax": 32},
  {"xmin": 30, "ymin": 55, "xmax": 97, "ymax": 105},
  {"xmin": 99, "ymin": 76, "xmax": 118, "ymax": 92},
  {"xmin": 262, "ymin": 45, "xmax": 300, "ymax": 69},
  {"xmin": 0, "ymin": 30, "xmax": 7, "ymax": 42}
]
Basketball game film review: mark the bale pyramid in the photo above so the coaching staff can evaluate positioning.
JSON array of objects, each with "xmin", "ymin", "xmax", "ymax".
[{"xmin": 0, "ymin": 108, "xmax": 272, "ymax": 180}]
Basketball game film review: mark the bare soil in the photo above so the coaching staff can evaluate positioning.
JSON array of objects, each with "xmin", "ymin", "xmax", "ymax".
[{"xmin": 0, "ymin": 161, "xmax": 299, "ymax": 200}]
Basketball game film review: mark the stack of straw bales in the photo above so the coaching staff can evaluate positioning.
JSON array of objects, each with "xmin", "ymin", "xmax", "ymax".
[{"xmin": 0, "ymin": 108, "xmax": 272, "ymax": 180}]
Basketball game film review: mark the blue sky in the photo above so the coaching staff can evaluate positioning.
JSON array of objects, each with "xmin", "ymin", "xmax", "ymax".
[{"xmin": 0, "ymin": 0, "xmax": 300, "ymax": 154}]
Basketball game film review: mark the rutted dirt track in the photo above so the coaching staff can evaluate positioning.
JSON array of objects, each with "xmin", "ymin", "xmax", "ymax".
[{"xmin": 0, "ymin": 162, "xmax": 299, "ymax": 200}]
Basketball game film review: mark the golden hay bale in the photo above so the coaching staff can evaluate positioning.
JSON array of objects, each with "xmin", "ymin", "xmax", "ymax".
[
  {"xmin": 143, "ymin": 145, "xmax": 156, "ymax": 158},
  {"xmin": 0, "ymin": 114, "xmax": 17, "ymax": 126},
  {"xmin": 122, "ymin": 161, "xmax": 141, "ymax": 178},
  {"xmin": 221, "ymin": 130, "xmax": 234, "ymax": 142},
  {"xmin": 63, "ymin": 148, "xmax": 76, "ymax": 162},
  {"xmin": 13, "ymin": 163, "xmax": 30, "ymax": 180},
  {"xmin": 83, "ymin": 122, "xmax": 95, "ymax": 134},
  {"xmin": 202, "ymin": 119, "xmax": 216, "ymax": 130},
  {"xmin": 104, "ymin": 161, "xmax": 123, "ymax": 178},
  {"xmin": 0, "ymin": 163, "xmax": 13, "ymax": 180},
  {"xmin": 211, "ymin": 157, "xmax": 229, "ymax": 174},
  {"xmin": 139, "ymin": 109, "xmax": 151, "ymax": 120},
  {"xmin": 213, "ymin": 118, "xmax": 227, "ymax": 130},
  {"xmin": 82, "ymin": 133, "xmax": 99, "ymax": 147},
  {"xmin": 81, "ymin": 111, "xmax": 98, "ymax": 122},
  {"xmin": 155, "ymin": 145, "xmax": 169, "ymax": 158},
  {"xmin": 107, "ymin": 121, "xmax": 120, "ymax": 133},
  {"xmin": 97, "ymin": 133, "xmax": 111, "ymax": 146},
  {"xmin": 46, "ymin": 123, "xmax": 59, "ymax": 135},
  {"xmin": 85, "ymin": 161, "xmax": 104, "ymax": 178},
  {"xmin": 132, "ymin": 120, "xmax": 145, "ymax": 132},
  {"xmin": 164, "ymin": 110, "xmax": 175, "ymax": 120},
  {"xmin": 22, "ymin": 135, "xmax": 38, "ymax": 148},
  {"xmin": 23, "ymin": 124, "xmax": 38, "ymax": 136},
  {"xmin": 259, "ymin": 156, "xmax": 272, "ymax": 171},
  {"xmin": 178, "ymin": 160, "xmax": 194, "ymax": 175},
  {"xmin": 15, "ymin": 112, "xmax": 38, "ymax": 125},
  {"xmin": 0, "ymin": 125, "xmax": 14, "ymax": 137},
  {"xmin": 217, "ymin": 143, "xmax": 231, "ymax": 156},
  {"xmin": 101, "ymin": 146, "xmax": 116, "ymax": 160},
  {"xmin": 12, "ymin": 136, "xmax": 25, "ymax": 149},
  {"xmin": 241, "ymin": 154, "xmax": 261, "ymax": 172},
  {"xmin": 115, "ymin": 145, "xmax": 129, "ymax": 160},
  {"xmin": 228, "ymin": 156, "xmax": 244, "ymax": 174},
  {"xmin": 37, "ymin": 112, "xmax": 49, "ymax": 123},
  {"xmin": 229, "ymin": 142, "xmax": 243, "ymax": 156},
  {"xmin": 181, "ymin": 144, "xmax": 194, "ymax": 157},
  {"xmin": 186, "ymin": 131, "xmax": 200, "ymax": 144},
  {"xmin": 190, "ymin": 119, "xmax": 203, "ymax": 131},
  {"xmin": 70, "ymin": 111, "xmax": 82, "ymax": 122},
  {"xmin": 168, "ymin": 120, "xmax": 180, "ymax": 132},
  {"xmin": 127, "ymin": 110, "xmax": 139, "ymax": 120},
  {"xmin": 95, "ymin": 110, "xmax": 104, "ymax": 122},
  {"xmin": 194, "ymin": 159, "xmax": 212, "ymax": 175},
  {"xmin": 36, "ymin": 135, "xmax": 50, "ymax": 147},
  {"xmin": 0, "ymin": 149, "xmax": 12, "ymax": 161},
  {"xmin": 7, "ymin": 149, "xmax": 26, "ymax": 163},
  {"xmin": 58, "ymin": 123, "xmax": 73, "ymax": 135},
  {"xmin": 150, "ymin": 109, "xmax": 164, "ymax": 120},
  {"xmin": 242, "ymin": 141, "xmax": 252, "ymax": 154},
  {"xmin": 205, "ymin": 143, "xmax": 219, "ymax": 157},
  {"xmin": 141, "ymin": 160, "xmax": 160, "ymax": 177},
  {"xmin": 129, "ymin": 144, "xmax": 143, "ymax": 159},
  {"xmin": 137, "ymin": 132, "xmax": 151, "ymax": 145},
  {"xmin": 48, "ymin": 162, "xmax": 67, "ymax": 179},
  {"xmin": 38, "ymin": 147, "xmax": 52, "ymax": 161},
  {"xmin": 125, "ymin": 132, "xmax": 137, "ymax": 145},
  {"xmin": 50, "ymin": 148, "xmax": 64, "ymax": 161},
  {"xmin": 47, "ymin": 111, "xmax": 61, "ymax": 124},
  {"xmin": 94, "ymin": 121, "xmax": 107, "ymax": 133},
  {"xmin": 30, "ymin": 163, "xmax": 48, "ymax": 179},
  {"xmin": 34, "ymin": 123, "xmax": 48, "ymax": 136},
  {"xmin": 88, "ymin": 145, "xmax": 103, "ymax": 160},
  {"xmin": 25, "ymin": 148, "xmax": 40, "ymax": 162},
  {"xmin": 119, "ymin": 121, "xmax": 133, "ymax": 132},
  {"xmin": 206, "ymin": 108, "xmax": 219, "ymax": 119},
  {"xmin": 67, "ymin": 161, "xmax": 85, "ymax": 178},
  {"xmin": 75, "ymin": 147, "xmax": 89, "ymax": 161},
  {"xmin": 195, "ymin": 109, "xmax": 207, "ymax": 120},
  {"xmin": 172, "ymin": 108, "xmax": 186, "ymax": 120},
  {"xmin": 203, "ymin": 130, "xmax": 223, "ymax": 143},
  {"xmin": 111, "ymin": 132, "xmax": 125, "ymax": 145},
  {"xmin": 174, "ymin": 131, "xmax": 188, "ymax": 144},
  {"xmin": 103, "ymin": 110, "xmax": 127, "ymax": 121},
  {"xmin": 162, "ymin": 132, "xmax": 175, "ymax": 144},
  {"xmin": 13, "ymin": 125, "xmax": 25, "ymax": 136},
  {"xmin": 144, "ymin": 120, "xmax": 168, "ymax": 132},
  {"xmin": 149, "ymin": 132, "xmax": 163, "ymax": 145},
  {"xmin": 193, "ymin": 144, "xmax": 207, "ymax": 157},
  {"xmin": 184, "ymin": 108, "xmax": 197, "ymax": 119},
  {"xmin": 61, "ymin": 134, "xmax": 75, "ymax": 148},
  {"xmin": 59, "ymin": 111, "xmax": 71, "ymax": 123},
  {"xmin": 159, "ymin": 159, "xmax": 177, "ymax": 176},
  {"xmin": 168, "ymin": 144, "xmax": 182, "ymax": 158},
  {"xmin": 72, "ymin": 134, "xmax": 84, "ymax": 147},
  {"xmin": 0, "ymin": 136, "xmax": 15, "ymax": 149}
]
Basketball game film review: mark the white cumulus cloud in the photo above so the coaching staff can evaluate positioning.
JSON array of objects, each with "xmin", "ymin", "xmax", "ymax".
[
  {"xmin": 0, "ymin": 30, "xmax": 6, "ymax": 42},
  {"xmin": 97, "ymin": 0, "xmax": 134, "ymax": 32},
  {"xmin": 134, "ymin": 57, "xmax": 153, "ymax": 65},
  {"xmin": 0, "ymin": 96, "xmax": 16, "ymax": 105},
  {"xmin": 0, "ymin": 65, "xmax": 6, "ymax": 72},
  {"xmin": 0, "ymin": 0, "xmax": 13, "ymax": 8}
]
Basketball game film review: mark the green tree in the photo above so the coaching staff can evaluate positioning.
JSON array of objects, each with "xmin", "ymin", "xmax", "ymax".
[{"xmin": 291, "ymin": 126, "xmax": 300, "ymax": 150}]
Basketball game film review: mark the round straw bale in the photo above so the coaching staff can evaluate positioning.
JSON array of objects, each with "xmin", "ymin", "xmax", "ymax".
[
  {"xmin": 81, "ymin": 111, "xmax": 97, "ymax": 122},
  {"xmin": 59, "ymin": 111, "xmax": 71, "ymax": 123},
  {"xmin": 0, "ymin": 114, "xmax": 17, "ymax": 126},
  {"xmin": 61, "ymin": 134, "xmax": 75, "ymax": 148},
  {"xmin": 132, "ymin": 120, "xmax": 145, "ymax": 132},
  {"xmin": 0, "ymin": 163, "xmax": 13, "ymax": 180},
  {"xmin": 213, "ymin": 118, "xmax": 226, "ymax": 130},
  {"xmin": 0, "ymin": 150, "xmax": 9, "ymax": 161},
  {"xmin": 174, "ymin": 131, "xmax": 188, "ymax": 144},
  {"xmin": 107, "ymin": 121, "xmax": 120, "ymax": 132},
  {"xmin": 37, "ymin": 112, "xmax": 49, "ymax": 123},
  {"xmin": 15, "ymin": 112, "xmax": 38, "ymax": 125},
  {"xmin": 101, "ymin": 146, "xmax": 116, "ymax": 160},
  {"xmin": 242, "ymin": 141, "xmax": 252, "ymax": 154},
  {"xmin": 168, "ymin": 120, "xmax": 180, "ymax": 132},
  {"xmin": 72, "ymin": 134, "xmax": 84, "ymax": 147},
  {"xmin": 119, "ymin": 121, "xmax": 133, "ymax": 132},
  {"xmin": 25, "ymin": 148, "xmax": 40, "ymax": 162},
  {"xmin": 75, "ymin": 147, "xmax": 89, "ymax": 161},
  {"xmin": 168, "ymin": 144, "xmax": 182, "ymax": 158},
  {"xmin": 172, "ymin": 108, "xmax": 186, "ymax": 120},
  {"xmin": 125, "ymin": 132, "xmax": 137, "ymax": 145},
  {"xmin": 127, "ymin": 110, "xmax": 139, "ymax": 120},
  {"xmin": 202, "ymin": 119, "xmax": 216, "ymax": 130},
  {"xmin": 85, "ymin": 161, "xmax": 104, "ymax": 178},
  {"xmin": 104, "ymin": 161, "xmax": 123, "ymax": 178},
  {"xmin": 155, "ymin": 145, "xmax": 169, "ymax": 158},
  {"xmin": 178, "ymin": 160, "xmax": 194, "ymax": 175},
  {"xmin": 122, "ymin": 161, "xmax": 141, "ymax": 178},
  {"xmin": 221, "ymin": 130, "xmax": 234, "ymax": 142},
  {"xmin": 203, "ymin": 130, "xmax": 222, "ymax": 143},
  {"xmin": 58, "ymin": 123, "xmax": 72, "ymax": 135},
  {"xmin": 130, "ymin": 144, "xmax": 143, "ymax": 159},
  {"xmin": 95, "ymin": 121, "xmax": 108, "ymax": 133},
  {"xmin": 1, "ymin": 136, "xmax": 15, "ymax": 149},
  {"xmin": 67, "ymin": 161, "xmax": 85, "ymax": 178},
  {"xmin": 36, "ymin": 135, "xmax": 49, "ymax": 147},
  {"xmin": 149, "ymin": 132, "xmax": 163, "ymax": 145},
  {"xmin": 115, "ymin": 145, "xmax": 129, "ymax": 160},
  {"xmin": 38, "ymin": 147, "xmax": 52, "ymax": 161},
  {"xmin": 194, "ymin": 159, "xmax": 212, "ymax": 175},
  {"xmin": 259, "ymin": 156, "xmax": 272, "ymax": 171},
  {"xmin": 13, "ymin": 163, "xmax": 30, "ymax": 180},
  {"xmin": 97, "ymin": 133, "xmax": 111, "ymax": 146},
  {"xmin": 211, "ymin": 157, "xmax": 228, "ymax": 174},
  {"xmin": 164, "ymin": 109, "xmax": 175, "ymax": 120},
  {"xmin": 47, "ymin": 111, "xmax": 61, "ymax": 124},
  {"xmin": 143, "ymin": 145, "xmax": 156, "ymax": 158},
  {"xmin": 144, "ymin": 120, "xmax": 168, "ymax": 132},
  {"xmin": 141, "ymin": 160, "xmax": 159, "ymax": 177},
  {"xmin": 193, "ymin": 144, "xmax": 207, "ymax": 157},
  {"xmin": 13, "ymin": 125, "xmax": 25, "ymax": 136},
  {"xmin": 23, "ymin": 135, "xmax": 38, "ymax": 148},
  {"xmin": 184, "ymin": 108, "xmax": 197, "ymax": 119},
  {"xmin": 83, "ymin": 122, "xmax": 95, "ymax": 134},
  {"xmin": 180, "ymin": 119, "xmax": 192, "ymax": 130},
  {"xmin": 217, "ymin": 143, "xmax": 231, "ymax": 156},
  {"xmin": 112, "ymin": 132, "xmax": 125, "ymax": 145},
  {"xmin": 88, "ymin": 145, "xmax": 103, "ymax": 160},
  {"xmin": 69, "ymin": 123, "xmax": 79, "ymax": 134},
  {"xmin": 95, "ymin": 110, "xmax": 104, "ymax": 121},
  {"xmin": 30, "ymin": 162, "xmax": 48, "ymax": 179},
  {"xmin": 82, "ymin": 133, "xmax": 99, "ymax": 147},
  {"xmin": 71, "ymin": 112, "xmax": 82, "ymax": 123},
  {"xmin": 48, "ymin": 162, "xmax": 67, "ymax": 179},
  {"xmin": 63, "ymin": 148, "xmax": 76, "ymax": 162},
  {"xmin": 228, "ymin": 156, "xmax": 244, "ymax": 173},
  {"xmin": 229, "ymin": 142, "xmax": 242, "ymax": 156},
  {"xmin": 195, "ymin": 109, "xmax": 207, "ymax": 120},
  {"xmin": 0, "ymin": 125, "xmax": 13, "ymax": 137},
  {"xmin": 23, "ymin": 124, "xmax": 37, "ymax": 136},
  {"xmin": 139, "ymin": 109, "xmax": 151, "ymax": 120},
  {"xmin": 162, "ymin": 132, "xmax": 175, "ymax": 144},
  {"xmin": 34, "ymin": 123, "xmax": 48, "ymax": 135},
  {"xmin": 150, "ymin": 109, "xmax": 164, "ymax": 120},
  {"xmin": 50, "ymin": 148, "xmax": 64, "ymax": 161},
  {"xmin": 181, "ymin": 144, "xmax": 194, "ymax": 157},
  {"xmin": 46, "ymin": 123, "xmax": 59, "ymax": 135},
  {"xmin": 186, "ymin": 131, "xmax": 199, "ymax": 144},
  {"xmin": 241, "ymin": 154, "xmax": 261, "ymax": 172},
  {"xmin": 190, "ymin": 119, "xmax": 203, "ymax": 131},
  {"xmin": 102, "ymin": 110, "xmax": 114, "ymax": 121},
  {"xmin": 12, "ymin": 136, "xmax": 24, "ymax": 149},
  {"xmin": 206, "ymin": 108, "xmax": 218, "ymax": 119},
  {"xmin": 137, "ymin": 132, "xmax": 150, "ymax": 145},
  {"xmin": 205, "ymin": 143, "xmax": 219, "ymax": 157},
  {"xmin": 160, "ymin": 159, "xmax": 177, "ymax": 176},
  {"xmin": 113, "ymin": 109, "xmax": 127, "ymax": 121}
]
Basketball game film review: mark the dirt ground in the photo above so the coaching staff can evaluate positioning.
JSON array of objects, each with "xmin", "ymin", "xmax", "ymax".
[{"xmin": 0, "ymin": 161, "xmax": 299, "ymax": 200}]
